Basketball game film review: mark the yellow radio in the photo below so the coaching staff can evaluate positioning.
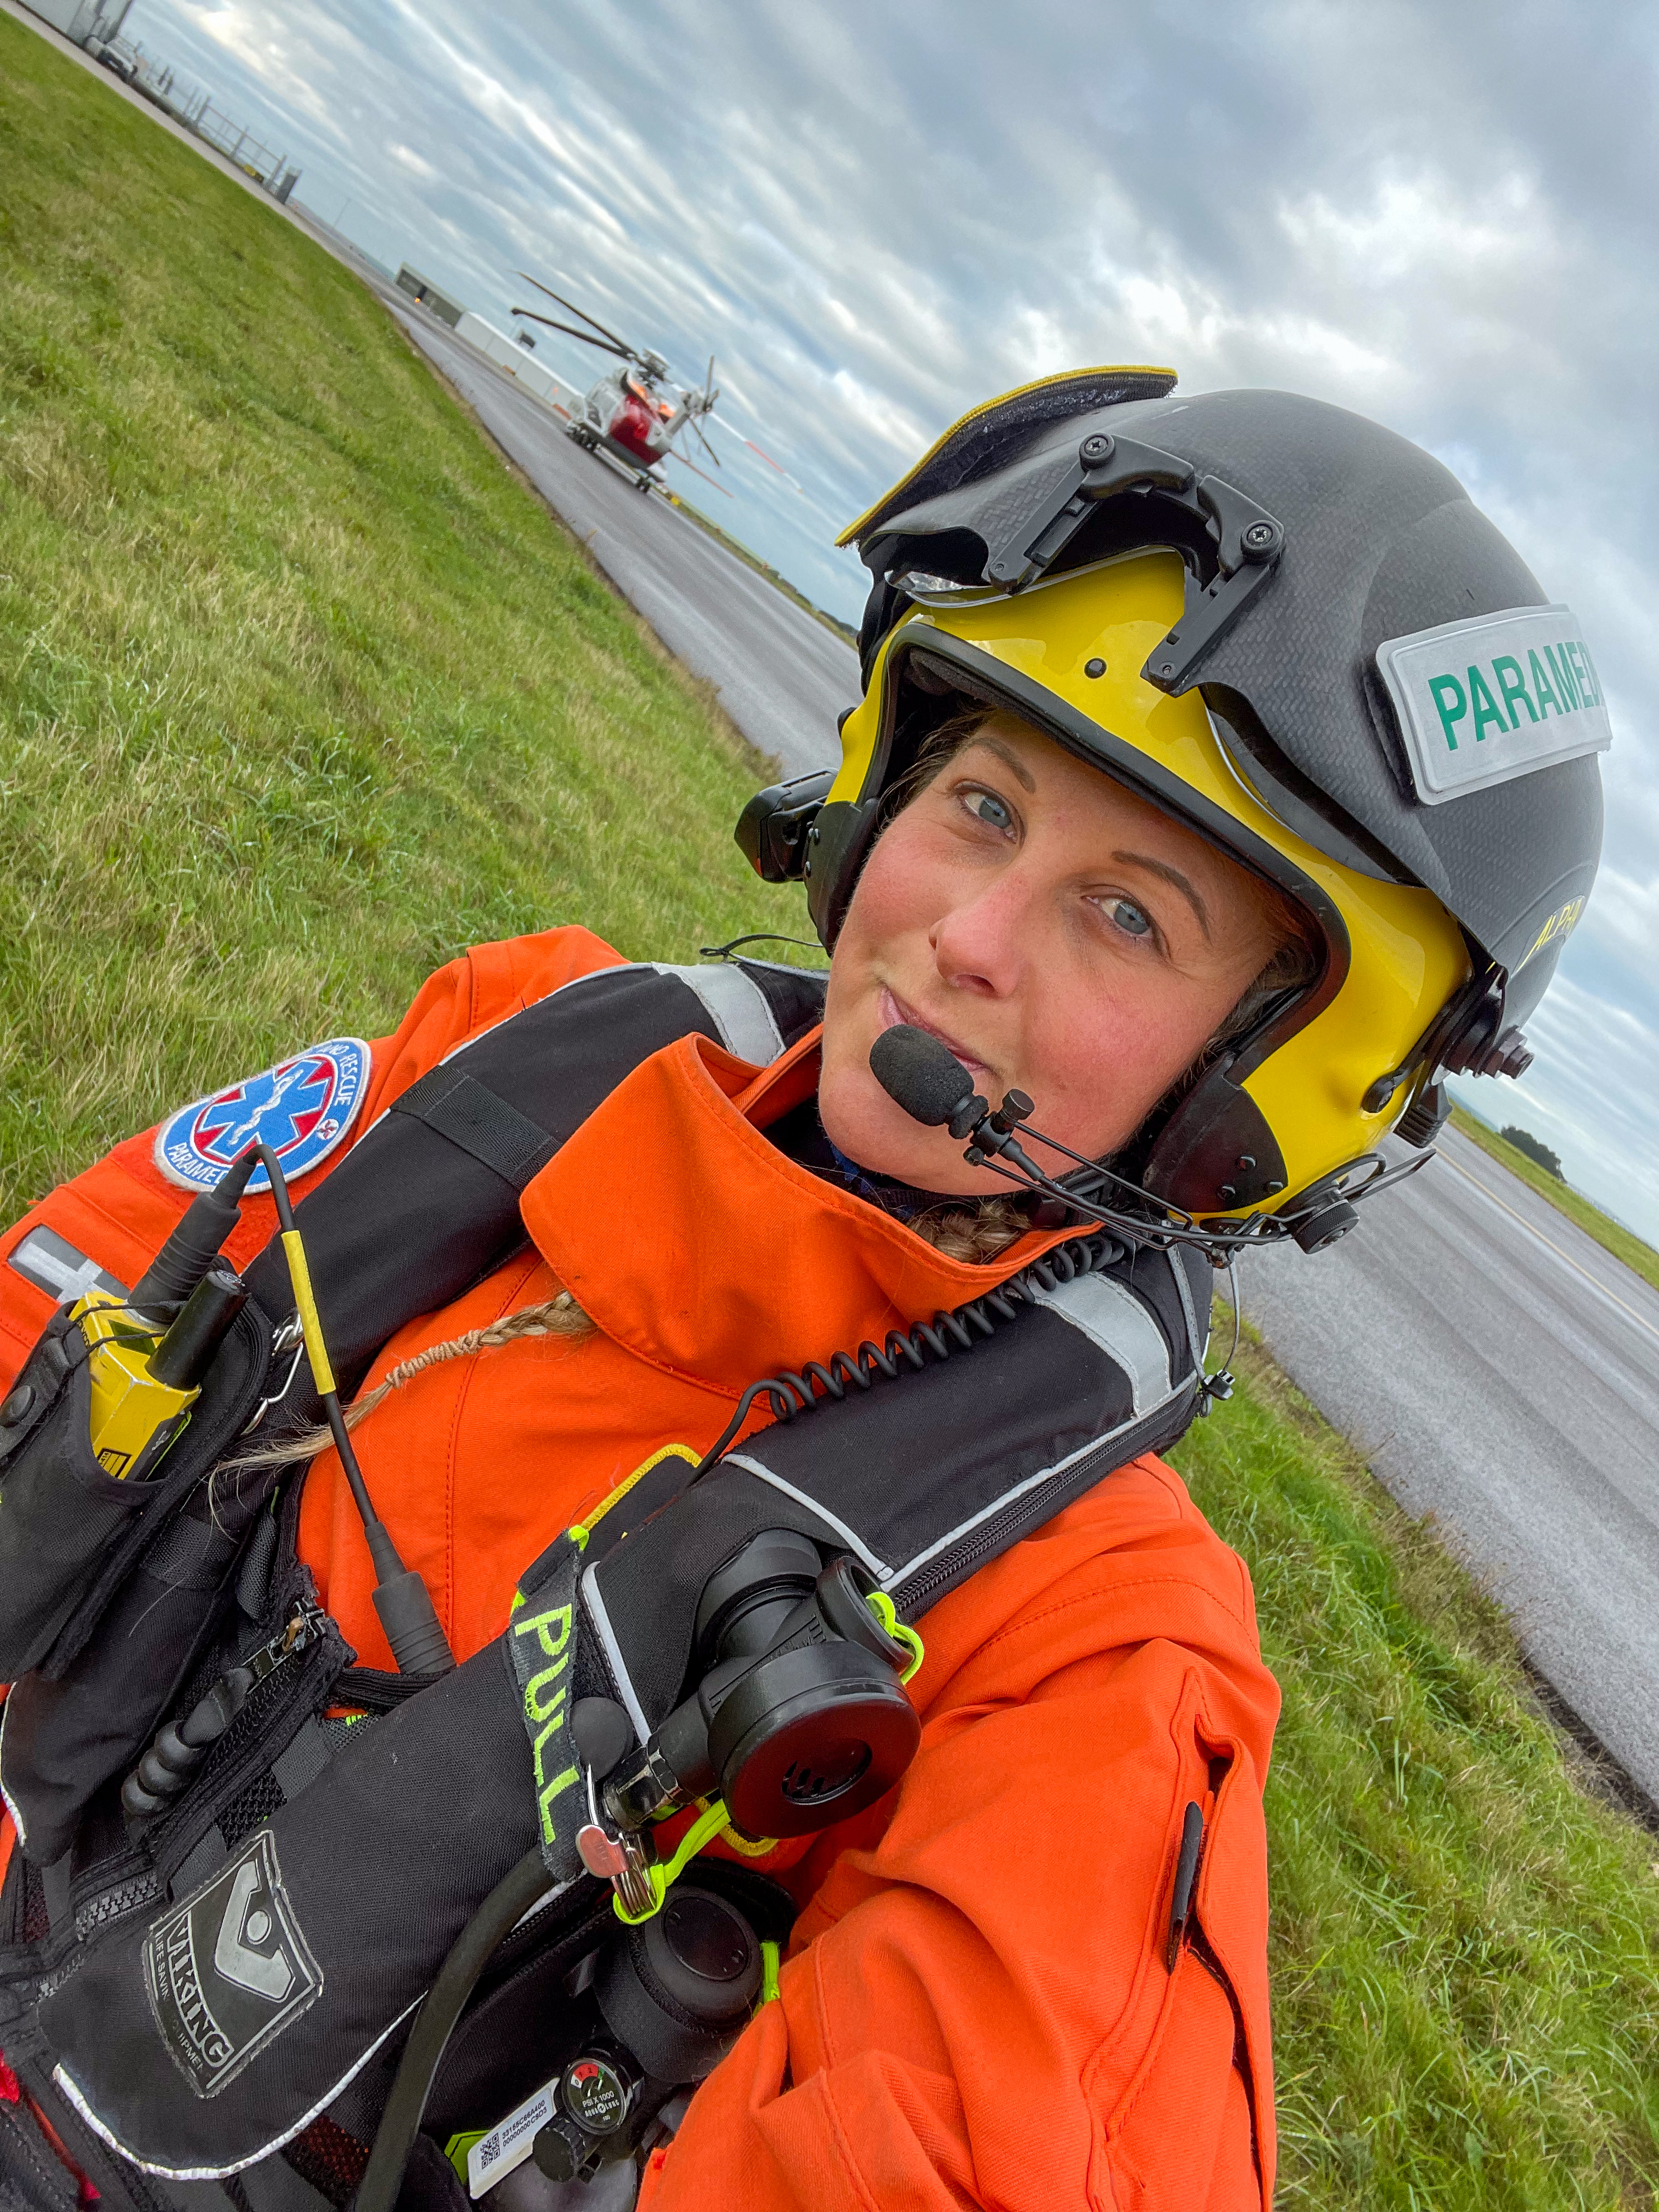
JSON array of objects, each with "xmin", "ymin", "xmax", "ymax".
[{"xmin": 72, "ymin": 1262, "xmax": 249, "ymax": 1482}]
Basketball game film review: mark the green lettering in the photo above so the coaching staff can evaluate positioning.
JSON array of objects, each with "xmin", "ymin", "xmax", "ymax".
[
  {"xmin": 514, "ymin": 1603, "xmax": 571, "ymax": 1660},
  {"xmin": 538, "ymin": 1764, "xmax": 580, "ymax": 1846},
  {"xmin": 524, "ymin": 1655, "xmax": 571, "ymax": 1725},
  {"xmin": 1577, "ymin": 641, "xmax": 1603, "ymax": 706},
  {"xmin": 1545, "ymin": 643, "xmax": 1579, "ymax": 712},
  {"xmin": 1491, "ymin": 655, "xmax": 1537, "ymax": 726},
  {"xmin": 531, "ymin": 1696, "xmax": 568, "ymax": 1784},
  {"xmin": 1564, "ymin": 640, "xmax": 1597, "ymax": 707},
  {"xmin": 1528, "ymin": 648, "xmax": 1561, "ymax": 716},
  {"xmin": 1427, "ymin": 672, "xmax": 1466, "ymax": 749},
  {"xmin": 1468, "ymin": 664, "xmax": 1506, "ymax": 742}
]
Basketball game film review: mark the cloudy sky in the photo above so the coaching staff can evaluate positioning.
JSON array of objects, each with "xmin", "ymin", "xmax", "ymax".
[{"xmin": 111, "ymin": 0, "xmax": 1659, "ymax": 1242}]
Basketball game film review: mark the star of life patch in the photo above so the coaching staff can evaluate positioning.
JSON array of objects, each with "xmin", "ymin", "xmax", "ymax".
[
  {"xmin": 154, "ymin": 1039, "xmax": 371, "ymax": 1195},
  {"xmin": 143, "ymin": 1831, "xmax": 323, "ymax": 2099}
]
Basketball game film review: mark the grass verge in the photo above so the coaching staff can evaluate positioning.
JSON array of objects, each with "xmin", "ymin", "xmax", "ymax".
[
  {"xmin": 0, "ymin": 14, "xmax": 812, "ymax": 1223},
  {"xmin": 5, "ymin": 20, "xmax": 1658, "ymax": 2207},
  {"xmin": 1449, "ymin": 1107, "xmax": 1659, "ymax": 1300},
  {"xmin": 1173, "ymin": 1330, "xmax": 1659, "ymax": 2208}
]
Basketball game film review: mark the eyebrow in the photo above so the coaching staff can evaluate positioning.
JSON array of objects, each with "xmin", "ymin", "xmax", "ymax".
[
  {"xmin": 1113, "ymin": 850, "xmax": 1211, "ymax": 938},
  {"xmin": 966, "ymin": 733, "xmax": 1037, "ymax": 792}
]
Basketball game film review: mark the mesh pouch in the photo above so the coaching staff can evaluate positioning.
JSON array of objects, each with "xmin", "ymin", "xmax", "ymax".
[{"xmin": 0, "ymin": 1317, "xmax": 159, "ymax": 1681}]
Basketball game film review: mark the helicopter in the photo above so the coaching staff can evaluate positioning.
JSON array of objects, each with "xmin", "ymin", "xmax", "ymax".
[{"xmin": 510, "ymin": 272, "xmax": 798, "ymax": 499}]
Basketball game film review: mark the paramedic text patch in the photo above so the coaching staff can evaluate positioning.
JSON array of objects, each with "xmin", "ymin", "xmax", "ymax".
[
  {"xmin": 1376, "ymin": 604, "xmax": 1612, "ymax": 805},
  {"xmin": 155, "ymin": 1038, "xmax": 371, "ymax": 1194},
  {"xmin": 143, "ymin": 1832, "xmax": 323, "ymax": 2098}
]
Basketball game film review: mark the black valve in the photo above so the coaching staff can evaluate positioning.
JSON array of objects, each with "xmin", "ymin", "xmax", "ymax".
[{"xmin": 605, "ymin": 1534, "xmax": 921, "ymax": 1842}]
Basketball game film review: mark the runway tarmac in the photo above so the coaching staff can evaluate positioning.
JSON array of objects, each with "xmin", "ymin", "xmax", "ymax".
[
  {"xmin": 375, "ymin": 291, "xmax": 856, "ymax": 782},
  {"xmin": 1241, "ymin": 1125, "xmax": 1659, "ymax": 1805}
]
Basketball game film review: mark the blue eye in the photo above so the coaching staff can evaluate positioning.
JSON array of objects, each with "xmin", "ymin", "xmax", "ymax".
[
  {"xmin": 1110, "ymin": 899, "xmax": 1152, "ymax": 939},
  {"xmin": 965, "ymin": 789, "xmax": 1015, "ymax": 832}
]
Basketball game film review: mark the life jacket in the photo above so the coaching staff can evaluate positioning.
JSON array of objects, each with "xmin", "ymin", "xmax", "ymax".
[{"xmin": 0, "ymin": 958, "xmax": 1212, "ymax": 2207}]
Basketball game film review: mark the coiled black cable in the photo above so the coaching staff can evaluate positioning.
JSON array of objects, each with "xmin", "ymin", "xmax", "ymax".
[{"xmin": 691, "ymin": 1232, "xmax": 1122, "ymax": 1478}]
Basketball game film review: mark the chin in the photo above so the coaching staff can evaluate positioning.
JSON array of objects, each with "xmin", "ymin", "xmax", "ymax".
[{"xmin": 818, "ymin": 1060, "xmax": 998, "ymax": 1199}]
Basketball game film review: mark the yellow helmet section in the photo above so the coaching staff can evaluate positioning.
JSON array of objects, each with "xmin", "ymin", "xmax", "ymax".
[{"xmin": 831, "ymin": 550, "xmax": 1470, "ymax": 1218}]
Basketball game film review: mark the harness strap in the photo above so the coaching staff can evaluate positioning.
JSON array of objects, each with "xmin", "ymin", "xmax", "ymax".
[{"xmin": 389, "ymin": 1069, "xmax": 557, "ymax": 1192}]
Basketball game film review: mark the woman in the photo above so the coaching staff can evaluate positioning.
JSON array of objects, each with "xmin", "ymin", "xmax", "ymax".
[{"xmin": 0, "ymin": 373, "xmax": 1604, "ymax": 2212}]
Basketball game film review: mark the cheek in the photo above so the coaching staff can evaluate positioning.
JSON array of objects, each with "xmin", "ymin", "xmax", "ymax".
[
  {"xmin": 1025, "ymin": 970, "xmax": 1232, "ymax": 1154},
  {"xmin": 840, "ymin": 814, "xmax": 939, "ymax": 949}
]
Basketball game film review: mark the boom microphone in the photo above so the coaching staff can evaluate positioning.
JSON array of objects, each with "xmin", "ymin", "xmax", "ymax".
[{"xmin": 869, "ymin": 1024, "xmax": 976, "ymax": 1127}]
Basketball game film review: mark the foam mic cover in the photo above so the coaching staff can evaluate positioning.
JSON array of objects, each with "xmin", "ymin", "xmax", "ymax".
[{"xmin": 868, "ymin": 1025, "xmax": 974, "ymax": 1126}]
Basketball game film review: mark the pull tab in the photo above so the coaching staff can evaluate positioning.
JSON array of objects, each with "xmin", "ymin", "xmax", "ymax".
[{"xmin": 1164, "ymin": 1801, "xmax": 1205, "ymax": 1971}]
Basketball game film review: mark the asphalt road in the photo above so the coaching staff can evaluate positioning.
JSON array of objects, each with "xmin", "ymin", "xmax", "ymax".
[
  {"xmin": 374, "ymin": 290, "xmax": 857, "ymax": 781},
  {"xmin": 1241, "ymin": 1125, "xmax": 1659, "ymax": 1805}
]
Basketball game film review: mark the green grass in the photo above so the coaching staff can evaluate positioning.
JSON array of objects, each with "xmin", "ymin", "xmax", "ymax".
[
  {"xmin": 5, "ymin": 21, "xmax": 1659, "ymax": 2207},
  {"xmin": 0, "ymin": 15, "xmax": 811, "ymax": 1223},
  {"xmin": 1173, "ymin": 1332, "xmax": 1659, "ymax": 2208},
  {"xmin": 1449, "ymin": 1107, "xmax": 1659, "ymax": 1300}
]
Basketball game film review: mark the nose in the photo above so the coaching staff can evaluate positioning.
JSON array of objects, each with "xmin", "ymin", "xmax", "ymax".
[{"xmin": 928, "ymin": 866, "xmax": 1036, "ymax": 1000}]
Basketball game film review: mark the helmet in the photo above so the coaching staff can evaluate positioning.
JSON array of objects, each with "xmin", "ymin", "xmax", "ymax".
[{"xmin": 738, "ymin": 369, "xmax": 1607, "ymax": 1246}]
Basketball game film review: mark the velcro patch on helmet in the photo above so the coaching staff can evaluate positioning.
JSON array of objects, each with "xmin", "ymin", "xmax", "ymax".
[
  {"xmin": 1376, "ymin": 605, "xmax": 1611, "ymax": 805},
  {"xmin": 154, "ymin": 1039, "xmax": 371, "ymax": 1194}
]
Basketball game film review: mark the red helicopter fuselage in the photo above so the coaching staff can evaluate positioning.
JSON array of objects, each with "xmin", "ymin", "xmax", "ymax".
[{"xmin": 606, "ymin": 382, "xmax": 672, "ymax": 465}]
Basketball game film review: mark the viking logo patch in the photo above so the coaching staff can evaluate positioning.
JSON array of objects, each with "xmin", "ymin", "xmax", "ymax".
[
  {"xmin": 143, "ymin": 1832, "xmax": 322, "ymax": 2097},
  {"xmin": 154, "ymin": 1039, "xmax": 370, "ymax": 1194}
]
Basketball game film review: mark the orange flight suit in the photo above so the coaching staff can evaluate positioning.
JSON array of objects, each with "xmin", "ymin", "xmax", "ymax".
[{"xmin": 0, "ymin": 927, "xmax": 1280, "ymax": 2211}]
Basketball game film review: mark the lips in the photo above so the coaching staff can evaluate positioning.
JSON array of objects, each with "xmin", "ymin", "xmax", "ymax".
[{"xmin": 878, "ymin": 987, "xmax": 996, "ymax": 1088}]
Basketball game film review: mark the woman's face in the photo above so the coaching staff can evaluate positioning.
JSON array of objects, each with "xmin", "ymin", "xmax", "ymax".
[{"xmin": 818, "ymin": 715, "xmax": 1289, "ymax": 1196}]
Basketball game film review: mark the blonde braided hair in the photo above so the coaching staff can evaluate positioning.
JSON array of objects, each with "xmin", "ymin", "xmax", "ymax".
[{"xmin": 232, "ymin": 1288, "xmax": 595, "ymax": 1470}]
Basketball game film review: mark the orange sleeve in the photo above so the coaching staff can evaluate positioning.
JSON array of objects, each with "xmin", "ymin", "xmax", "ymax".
[
  {"xmin": 0, "ymin": 925, "xmax": 626, "ymax": 1384},
  {"xmin": 650, "ymin": 1465, "xmax": 1279, "ymax": 2212}
]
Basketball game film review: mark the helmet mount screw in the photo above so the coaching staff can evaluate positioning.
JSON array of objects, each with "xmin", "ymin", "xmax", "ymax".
[
  {"xmin": 1241, "ymin": 520, "xmax": 1282, "ymax": 560},
  {"xmin": 1084, "ymin": 657, "xmax": 1107, "ymax": 679},
  {"xmin": 1079, "ymin": 432, "xmax": 1115, "ymax": 467}
]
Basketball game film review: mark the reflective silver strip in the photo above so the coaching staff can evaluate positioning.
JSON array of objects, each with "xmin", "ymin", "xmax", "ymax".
[
  {"xmin": 0, "ymin": 1700, "xmax": 30, "ymax": 1857},
  {"xmin": 648, "ymin": 963, "xmax": 785, "ymax": 1066},
  {"xmin": 52, "ymin": 2000, "xmax": 422, "ymax": 2182},
  {"xmin": 582, "ymin": 1561, "xmax": 650, "ymax": 1745},
  {"xmin": 889, "ymin": 1395, "xmax": 1184, "ymax": 1593},
  {"xmin": 1167, "ymin": 1248, "xmax": 1207, "ymax": 1375},
  {"xmin": 1028, "ymin": 1271, "xmax": 1171, "ymax": 1417},
  {"xmin": 721, "ymin": 1454, "xmax": 891, "ymax": 1579}
]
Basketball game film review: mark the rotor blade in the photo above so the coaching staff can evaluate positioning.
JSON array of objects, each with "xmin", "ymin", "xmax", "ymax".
[
  {"xmin": 663, "ymin": 449, "xmax": 735, "ymax": 499},
  {"xmin": 516, "ymin": 271, "xmax": 633, "ymax": 354},
  {"xmin": 691, "ymin": 418, "xmax": 722, "ymax": 466},
  {"xmin": 512, "ymin": 309, "xmax": 629, "ymax": 358},
  {"xmin": 709, "ymin": 413, "xmax": 807, "ymax": 493}
]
